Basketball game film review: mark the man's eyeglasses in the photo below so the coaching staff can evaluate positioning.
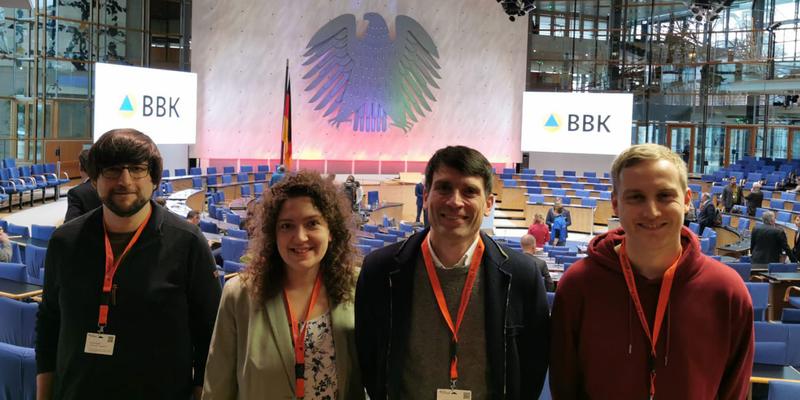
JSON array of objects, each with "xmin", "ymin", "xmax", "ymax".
[{"xmin": 101, "ymin": 164, "xmax": 150, "ymax": 180}]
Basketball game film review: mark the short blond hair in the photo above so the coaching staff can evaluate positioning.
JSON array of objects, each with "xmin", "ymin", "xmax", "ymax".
[{"xmin": 611, "ymin": 144, "xmax": 688, "ymax": 194}]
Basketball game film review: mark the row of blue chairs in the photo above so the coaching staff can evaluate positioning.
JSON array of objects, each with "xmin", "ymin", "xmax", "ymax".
[
  {"xmin": 0, "ymin": 296, "xmax": 37, "ymax": 400},
  {"xmin": 162, "ymin": 165, "xmax": 271, "ymax": 178},
  {"xmin": 500, "ymin": 168, "xmax": 609, "ymax": 178}
]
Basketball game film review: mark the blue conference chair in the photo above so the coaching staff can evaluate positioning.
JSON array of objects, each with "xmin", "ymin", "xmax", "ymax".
[
  {"xmin": 30, "ymin": 224, "xmax": 55, "ymax": 241},
  {"xmin": 223, "ymin": 166, "xmax": 235, "ymax": 174},
  {"xmin": 240, "ymin": 165, "xmax": 253, "ymax": 173},
  {"xmin": 769, "ymin": 381, "xmax": 800, "ymax": 400},
  {"xmin": 746, "ymin": 282, "xmax": 769, "ymax": 321},
  {"xmin": 199, "ymin": 220, "xmax": 219, "ymax": 234},
  {"xmin": 189, "ymin": 167, "xmax": 202, "ymax": 175},
  {"xmin": 221, "ymin": 237, "xmax": 248, "ymax": 262},
  {"xmin": 257, "ymin": 165, "xmax": 270, "ymax": 172},
  {"xmin": 227, "ymin": 228, "xmax": 248, "ymax": 239},
  {"xmin": 769, "ymin": 263, "xmax": 798, "ymax": 273},
  {"xmin": 724, "ymin": 263, "xmax": 751, "ymax": 282},
  {"xmin": 374, "ymin": 232, "xmax": 397, "ymax": 244},
  {"xmin": 0, "ymin": 262, "xmax": 26, "ymax": 283},
  {"xmin": 175, "ymin": 168, "xmax": 187, "ymax": 176},
  {"xmin": 7, "ymin": 223, "xmax": 29, "ymax": 239}
]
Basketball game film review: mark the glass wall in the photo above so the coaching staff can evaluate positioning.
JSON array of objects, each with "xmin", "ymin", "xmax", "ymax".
[
  {"xmin": 0, "ymin": 0, "xmax": 186, "ymax": 166},
  {"xmin": 528, "ymin": 0, "xmax": 800, "ymax": 171}
]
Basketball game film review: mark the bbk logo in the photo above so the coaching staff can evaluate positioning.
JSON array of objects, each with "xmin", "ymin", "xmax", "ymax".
[
  {"xmin": 567, "ymin": 114, "xmax": 611, "ymax": 133},
  {"xmin": 118, "ymin": 95, "xmax": 181, "ymax": 118}
]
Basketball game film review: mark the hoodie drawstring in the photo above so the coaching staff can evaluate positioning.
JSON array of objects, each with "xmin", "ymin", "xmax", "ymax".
[{"xmin": 628, "ymin": 295, "xmax": 632, "ymax": 355}]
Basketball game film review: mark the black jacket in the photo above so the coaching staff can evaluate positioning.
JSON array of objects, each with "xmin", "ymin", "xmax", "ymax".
[
  {"xmin": 751, "ymin": 224, "xmax": 797, "ymax": 264},
  {"xmin": 697, "ymin": 200, "xmax": 717, "ymax": 232},
  {"xmin": 36, "ymin": 201, "xmax": 222, "ymax": 399},
  {"xmin": 355, "ymin": 229, "xmax": 549, "ymax": 399},
  {"xmin": 745, "ymin": 191, "xmax": 764, "ymax": 217},
  {"xmin": 64, "ymin": 179, "xmax": 102, "ymax": 222}
]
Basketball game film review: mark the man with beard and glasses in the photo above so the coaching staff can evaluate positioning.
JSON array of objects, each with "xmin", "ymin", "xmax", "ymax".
[{"xmin": 36, "ymin": 129, "xmax": 221, "ymax": 400}]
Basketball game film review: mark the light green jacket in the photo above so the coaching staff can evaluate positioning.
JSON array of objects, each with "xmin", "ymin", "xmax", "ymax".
[{"xmin": 202, "ymin": 276, "xmax": 364, "ymax": 400}]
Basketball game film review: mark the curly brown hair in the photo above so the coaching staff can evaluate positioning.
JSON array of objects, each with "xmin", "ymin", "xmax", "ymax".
[{"xmin": 241, "ymin": 170, "xmax": 357, "ymax": 307}]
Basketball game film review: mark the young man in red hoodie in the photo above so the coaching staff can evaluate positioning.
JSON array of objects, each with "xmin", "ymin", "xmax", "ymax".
[{"xmin": 550, "ymin": 144, "xmax": 754, "ymax": 399}]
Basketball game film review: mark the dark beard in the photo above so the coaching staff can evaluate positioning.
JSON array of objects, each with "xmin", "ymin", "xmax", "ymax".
[{"xmin": 102, "ymin": 195, "xmax": 149, "ymax": 218}]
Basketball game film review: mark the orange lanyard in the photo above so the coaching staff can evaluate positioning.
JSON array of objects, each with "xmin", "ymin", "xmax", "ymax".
[
  {"xmin": 97, "ymin": 208, "xmax": 152, "ymax": 332},
  {"xmin": 282, "ymin": 273, "xmax": 323, "ymax": 399},
  {"xmin": 421, "ymin": 234, "xmax": 485, "ymax": 390},
  {"xmin": 618, "ymin": 239, "xmax": 680, "ymax": 400}
]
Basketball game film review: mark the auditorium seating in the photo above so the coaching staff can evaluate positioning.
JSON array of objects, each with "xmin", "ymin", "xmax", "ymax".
[
  {"xmin": 221, "ymin": 237, "xmax": 248, "ymax": 262},
  {"xmin": 724, "ymin": 263, "xmax": 751, "ymax": 282},
  {"xmin": 227, "ymin": 228, "xmax": 248, "ymax": 239},
  {"xmin": 769, "ymin": 381, "xmax": 800, "ymax": 400},
  {"xmin": 769, "ymin": 263, "xmax": 798, "ymax": 274},
  {"xmin": 0, "ymin": 297, "xmax": 37, "ymax": 400},
  {"xmin": 754, "ymin": 321, "xmax": 800, "ymax": 366},
  {"xmin": 746, "ymin": 282, "xmax": 769, "ymax": 321}
]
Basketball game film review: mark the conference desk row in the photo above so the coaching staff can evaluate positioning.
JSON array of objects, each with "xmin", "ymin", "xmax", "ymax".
[
  {"xmin": 162, "ymin": 171, "xmax": 273, "ymax": 192},
  {"xmin": 495, "ymin": 173, "xmax": 612, "ymax": 185}
]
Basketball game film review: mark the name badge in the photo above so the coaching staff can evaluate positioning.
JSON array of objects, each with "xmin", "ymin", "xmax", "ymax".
[
  {"xmin": 436, "ymin": 389, "xmax": 472, "ymax": 400},
  {"xmin": 84, "ymin": 332, "xmax": 116, "ymax": 355}
]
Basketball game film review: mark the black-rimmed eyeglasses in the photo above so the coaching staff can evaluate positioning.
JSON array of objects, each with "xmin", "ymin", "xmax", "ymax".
[{"xmin": 100, "ymin": 164, "xmax": 150, "ymax": 180}]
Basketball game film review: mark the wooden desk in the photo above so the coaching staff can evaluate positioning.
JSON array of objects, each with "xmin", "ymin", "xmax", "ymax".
[
  {"xmin": 208, "ymin": 179, "xmax": 269, "ymax": 203},
  {"xmin": 750, "ymin": 364, "xmax": 800, "ymax": 383},
  {"xmin": 760, "ymin": 272, "xmax": 800, "ymax": 321},
  {"xmin": 499, "ymin": 187, "xmax": 528, "ymax": 210},
  {"xmin": 524, "ymin": 203, "xmax": 595, "ymax": 234},
  {"xmin": 717, "ymin": 240, "xmax": 750, "ymax": 259},
  {"xmin": 368, "ymin": 202, "xmax": 404, "ymax": 225},
  {"xmin": 0, "ymin": 278, "xmax": 43, "ymax": 300},
  {"xmin": 713, "ymin": 226, "xmax": 742, "ymax": 249},
  {"xmin": 377, "ymin": 181, "xmax": 417, "ymax": 222}
]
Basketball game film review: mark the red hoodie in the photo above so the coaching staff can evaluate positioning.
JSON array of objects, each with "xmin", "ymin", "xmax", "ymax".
[{"xmin": 550, "ymin": 226, "xmax": 754, "ymax": 400}]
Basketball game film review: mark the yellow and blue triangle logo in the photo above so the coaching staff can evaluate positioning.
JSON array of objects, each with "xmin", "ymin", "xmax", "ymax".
[
  {"xmin": 544, "ymin": 113, "xmax": 561, "ymax": 132},
  {"xmin": 119, "ymin": 95, "xmax": 135, "ymax": 118}
]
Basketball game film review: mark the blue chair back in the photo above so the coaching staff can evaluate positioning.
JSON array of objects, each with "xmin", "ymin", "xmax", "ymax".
[
  {"xmin": 746, "ymin": 282, "xmax": 769, "ymax": 321},
  {"xmin": 227, "ymin": 228, "xmax": 248, "ymax": 239},
  {"xmin": 374, "ymin": 232, "xmax": 397, "ymax": 244},
  {"xmin": 0, "ymin": 341, "xmax": 36, "ymax": 400},
  {"xmin": 240, "ymin": 185, "xmax": 251, "ymax": 198},
  {"xmin": 223, "ymin": 260, "xmax": 245, "ymax": 274},
  {"xmin": 254, "ymin": 183, "xmax": 264, "ymax": 197},
  {"xmin": 769, "ymin": 263, "xmax": 798, "ymax": 273},
  {"xmin": 199, "ymin": 220, "xmax": 219, "ymax": 234},
  {"xmin": 355, "ymin": 244, "xmax": 371, "ymax": 256},
  {"xmin": 221, "ymin": 237, "xmax": 248, "ymax": 262},
  {"xmin": 0, "ymin": 262, "xmax": 26, "ymax": 283},
  {"xmin": 724, "ymin": 263, "xmax": 751, "ymax": 282},
  {"xmin": 161, "ymin": 170, "xmax": 170, "ymax": 178},
  {"xmin": 222, "ymin": 174, "xmax": 233, "ymax": 184},
  {"xmin": 175, "ymin": 168, "xmax": 187, "ymax": 176},
  {"xmin": 7, "ymin": 223, "xmax": 29, "ymax": 238},
  {"xmin": 192, "ymin": 177, "xmax": 203, "ymax": 189},
  {"xmin": 359, "ymin": 238, "xmax": 385, "ymax": 250},
  {"xmin": 240, "ymin": 165, "xmax": 253, "ymax": 173},
  {"xmin": 367, "ymin": 191, "xmax": 379, "ymax": 207},
  {"xmin": 254, "ymin": 172, "xmax": 267, "ymax": 181},
  {"xmin": 237, "ymin": 172, "xmax": 249, "ymax": 183},
  {"xmin": 23, "ymin": 244, "xmax": 46, "ymax": 281},
  {"xmin": 0, "ymin": 297, "xmax": 37, "ymax": 347},
  {"xmin": 30, "ymin": 224, "xmax": 55, "ymax": 241},
  {"xmin": 189, "ymin": 167, "xmax": 202, "ymax": 175},
  {"xmin": 206, "ymin": 167, "xmax": 218, "ymax": 175},
  {"xmin": 226, "ymin": 212, "xmax": 242, "ymax": 226},
  {"xmin": 362, "ymin": 224, "xmax": 379, "ymax": 233},
  {"xmin": 769, "ymin": 380, "xmax": 800, "ymax": 400},
  {"xmin": 581, "ymin": 198, "xmax": 597, "ymax": 207},
  {"xmin": 223, "ymin": 166, "xmax": 235, "ymax": 174},
  {"xmin": 257, "ymin": 165, "xmax": 270, "ymax": 172}
]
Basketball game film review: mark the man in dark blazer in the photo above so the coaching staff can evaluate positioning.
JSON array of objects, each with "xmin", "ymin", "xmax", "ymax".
[
  {"xmin": 793, "ymin": 215, "xmax": 800, "ymax": 262},
  {"xmin": 697, "ymin": 192, "xmax": 717, "ymax": 236},
  {"xmin": 520, "ymin": 233, "xmax": 553, "ymax": 291},
  {"xmin": 751, "ymin": 210, "xmax": 797, "ymax": 264},
  {"xmin": 64, "ymin": 149, "xmax": 102, "ymax": 222},
  {"xmin": 745, "ymin": 182, "xmax": 764, "ymax": 217},
  {"xmin": 355, "ymin": 146, "xmax": 549, "ymax": 400},
  {"xmin": 721, "ymin": 177, "xmax": 742, "ymax": 213}
]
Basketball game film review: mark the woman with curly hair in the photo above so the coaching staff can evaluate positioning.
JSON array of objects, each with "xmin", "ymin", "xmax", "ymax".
[{"xmin": 203, "ymin": 171, "xmax": 364, "ymax": 400}]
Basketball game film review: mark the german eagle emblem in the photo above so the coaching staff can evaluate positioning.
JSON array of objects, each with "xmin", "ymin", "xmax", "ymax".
[{"xmin": 303, "ymin": 13, "xmax": 441, "ymax": 133}]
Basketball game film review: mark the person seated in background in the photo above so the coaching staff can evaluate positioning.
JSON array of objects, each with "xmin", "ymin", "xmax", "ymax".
[
  {"xmin": 751, "ymin": 210, "xmax": 797, "ymax": 264},
  {"xmin": 203, "ymin": 171, "xmax": 364, "ymax": 399},
  {"xmin": 0, "ymin": 227, "xmax": 13, "ymax": 262},
  {"xmin": 745, "ymin": 181, "xmax": 764, "ymax": 217},
  {"xmin": 269, "ymin": 164, "xmax": 286, "ymax": 187},
  {"xmin": 186, "ymin": 210, "xmax": 200, "ymax": 225},
  {"xmin": 64, "ymin": 149, "xmax": 102, "ymax": 222},
  {"xmin": 527, "ymin": 213, "xmax": 550, "ymax": 249},
  {"xmin": 520, "ymin": 234, "xmax": 553, "ymax": 292},
  {"xmin": 546, "ymin": 198, "xmax": 571, "ymax": 245}
]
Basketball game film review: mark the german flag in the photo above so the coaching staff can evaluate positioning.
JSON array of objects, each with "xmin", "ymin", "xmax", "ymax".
[{"xmin": 280, "ymin": 59, "xmax": 292, "ymax": 170}]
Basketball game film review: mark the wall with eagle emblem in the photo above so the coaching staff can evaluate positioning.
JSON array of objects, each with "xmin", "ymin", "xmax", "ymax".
[{"xmin": 192, "ymin": 0, "xmax": 527, "ymax": 169}]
